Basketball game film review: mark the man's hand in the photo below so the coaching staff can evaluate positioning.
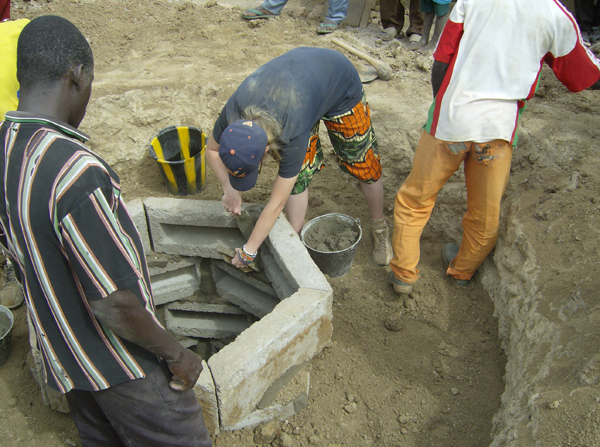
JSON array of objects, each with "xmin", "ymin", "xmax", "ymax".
[
  {"xmin": 222, "ymin": 187, "xmax": 242, "ymax": 216},
  {"xmin": 89, "ymin": 289, "xmax": 205, "ymax": 392},
  {"xmin": 167, "ymin": 348, "xmax": 203, "ymax": 391}
]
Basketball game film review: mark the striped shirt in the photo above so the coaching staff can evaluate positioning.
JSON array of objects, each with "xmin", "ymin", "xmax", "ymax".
[
  {"xmin": 0, "ymin": 112, "xmax": 160, "ymax": 392},
  {"xmin": 426, "ymin": 0, "xmax": 600, "ymax": 146}
]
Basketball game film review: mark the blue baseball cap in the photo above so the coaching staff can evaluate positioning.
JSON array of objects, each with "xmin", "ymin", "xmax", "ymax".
[{"xmin": 219, "ymin": 120, "xmax": 269, "ymax": 192}]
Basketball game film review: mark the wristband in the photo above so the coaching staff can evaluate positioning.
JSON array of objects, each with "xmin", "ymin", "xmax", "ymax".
[{"xmin": 238, "ymin": 244, "xmax": 258, "ymax": 265}]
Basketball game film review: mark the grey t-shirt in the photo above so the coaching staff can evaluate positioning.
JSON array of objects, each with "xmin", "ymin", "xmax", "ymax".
[{"xmin": 212, "ymin": 47, "xmax": 363, "ymax": 178}]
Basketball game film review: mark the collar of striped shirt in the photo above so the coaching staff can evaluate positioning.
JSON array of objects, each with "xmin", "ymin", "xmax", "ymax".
[{"xmin": 4, "ymin": 111, "xmax": 90, "ymax": 143}]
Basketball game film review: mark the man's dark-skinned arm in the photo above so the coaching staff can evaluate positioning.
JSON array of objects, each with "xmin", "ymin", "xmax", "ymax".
[
  {"xmin": 89, "ymin": 288, "xmax": 202, "ymax": 391},
  {"xmin": 432, "ymin": 60, "xmax": 450, "ymax": 98}
]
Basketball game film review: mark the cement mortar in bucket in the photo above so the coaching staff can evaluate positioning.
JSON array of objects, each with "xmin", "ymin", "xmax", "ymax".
[
  {"xmin": 0, "ymin": 305, "xmax": 14, "ymax": 367},
  {"xmin": 300, "ymin": 213, "xmax": 362, "ymax": 278},
  {"xmin": 149, "ymin": 125, "xmax": 206, "ymax": 196}
]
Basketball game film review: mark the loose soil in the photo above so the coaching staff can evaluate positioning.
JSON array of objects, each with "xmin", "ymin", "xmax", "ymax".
[{"xmin": 0, "ymin": 1, "xmax": 598, "ymax": 446}]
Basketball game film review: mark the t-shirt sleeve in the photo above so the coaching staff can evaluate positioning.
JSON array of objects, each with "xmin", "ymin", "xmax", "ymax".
[
  {"xmin": 543, "ymin": 15, "xmax": 600, "ymax": 92},
  {"xmin": 212, "ymin": 108, "xmax": 229, "ymax": 144},
  {"xmin": 59, "ymin": 172, "xmax": 143, "ymax": 301},
  {"xmin": 433, "ymin": 1, "xmax": 466, "ymax": 64}
]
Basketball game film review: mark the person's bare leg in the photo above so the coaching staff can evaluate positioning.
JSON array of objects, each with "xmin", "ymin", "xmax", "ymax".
[
  {"xmin": 419, "ymin": 13, "xmax": 449, "ymax": 54},
  {"xmin": 359, "ymin": 178, "xmax": 384, "ymax": 220},
  {"xmin": 284, "ymin": 190, "xmax": 309, "ymax": 233},
  {"xmin": 360, "ymin": 178, "xmax": 392, "ymax": 265},
  {"xmin": 407, "ymin": 11, "xmax": 434, "ymax": 50}
]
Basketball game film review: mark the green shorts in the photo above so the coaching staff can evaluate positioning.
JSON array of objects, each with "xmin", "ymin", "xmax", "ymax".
[{"xmin": 420, "ymin": 0, "xmax": 450, "ymax": 16}]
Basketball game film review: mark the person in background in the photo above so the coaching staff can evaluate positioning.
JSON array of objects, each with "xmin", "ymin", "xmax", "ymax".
[
  {"xmin": 0, "ymin": 18, "xmax": 28, "ymax": 118},
  {"xmin": 389, "ymin": 0, "xmax": 600, "ymax": 295},
  {"xmin": 206, "ymin": 47, "xmax": 393, "ymax": 272},
  {"xmin": 241, "ymin": 0, "xmax": 348, "ymax": 34},
  {"xmin": 575, "ymin": 0, "xmax": 600, "ymax": 46},
  {"xmin": 406, "ymin": 0, "xmax": 450, "ymax": 53},
  {"xmin": 380, "ymin": 0, "xmax": 423, "ymax": 43},
  {"xmin": 0, "ymin": 16, "xmax": 212, "ymax": 446},
  {"xmin": 0, "ymin": 0, "xmax": 10, "ymax": 22},
  {"xmin": 0, "ymin": 16, "xmax": 29, "ymax": 309}
]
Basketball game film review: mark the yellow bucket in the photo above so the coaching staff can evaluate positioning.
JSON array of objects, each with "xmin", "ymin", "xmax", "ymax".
[{"xmin": 149, "ymin": 125, "xmax": 206, "ymax": 196}]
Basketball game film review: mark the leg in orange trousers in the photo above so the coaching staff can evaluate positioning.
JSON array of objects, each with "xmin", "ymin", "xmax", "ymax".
[{"xmin": 390, "ymin": 131, "xmax": 512, "ymax": 284}]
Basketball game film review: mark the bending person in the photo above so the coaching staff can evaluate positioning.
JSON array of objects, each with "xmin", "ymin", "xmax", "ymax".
[{"xmin": 206, "ymin": 47, "xmax": 392, "ymax": 270}]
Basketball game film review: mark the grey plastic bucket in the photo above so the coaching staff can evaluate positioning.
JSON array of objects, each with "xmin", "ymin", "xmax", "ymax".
[
  {"xmin": 300, "ymin": 213, "xmax": 362, "ymax": 278},
  {"xmin": 0, "ymin": 305, "xmax": 14, "ymax": 367}
]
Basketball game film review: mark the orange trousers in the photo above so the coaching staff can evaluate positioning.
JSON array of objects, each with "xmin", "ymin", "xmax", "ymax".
[{"xmin": 390, "ymin": 131, "xmax": 513, "ymax": 284}]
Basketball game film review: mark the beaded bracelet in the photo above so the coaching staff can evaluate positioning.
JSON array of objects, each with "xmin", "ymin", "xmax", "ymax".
[{"xmin": 238, "ymin": 244, "xmax": 258, "ymax": 265}]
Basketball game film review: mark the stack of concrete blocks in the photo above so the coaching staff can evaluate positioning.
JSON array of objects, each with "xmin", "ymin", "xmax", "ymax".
[
  {"xmin": 26, "ymin": 314, "xmax": 70, "ymax": 413},
  {"xmin": 136, "ymin": 197, "xmax": 333, "ymax": 433}
]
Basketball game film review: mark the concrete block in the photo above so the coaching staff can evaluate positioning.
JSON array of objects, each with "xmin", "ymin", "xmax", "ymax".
[
  {"xmin": 210, "ymin": 338, "xmax": 233, "ymax": 354},
  {"xmin": 165, "ymin": 308, "xmax": 250, "ymax": 339},
  {"xmin": 144, "ymin": 197, "xmax": 242, "ymax": 229},
  {"xmin": 209, "ymin": 288, "xmax": 333, "ymax": 428},
  {"xmin": 211, "ymin": 260, "xmax": 277, "ymax": 298},
  {"xmin": 125, "ymin": 198, "xmax": 152, "ymax": 255},
  {"xmin": 213, "ymin": 268, "xmax": 279, "ymax": 319},
  {"xmin": 154, "ymin": 305, "xmax": 166, "ymax": 328},
  {"xmin": 227, "ymin": 401, "xmax": 297, "ymax": 431},
  {"xmin": 265, "ymin": 215, "xmax": 332, "ymax": 293},
  {"xmin": 145, "ymin": 198, "xmax": 249, "ymax": 258},
  {"xmin": 258, "ymin": 363, "xmax": 309, "ymax": 409},
  {"xmin": 194, "ymin": 361, "xmax": 219, "ymax": 436},
  {"xmin": 166, "ymin": 299, "xmax": 248, "ymax": 316},
  {"xmin": 27, "ymin": 313, "xmax": 37, "ymax": 350},
  {"xmin": 176, "ymin": 336, "xmax": 199, "ymax": 349},
  {"xmin": 28, "ymin": 346, "xmax": 70, "ymax": 413},
  {"xmin": 196, "ymin": 340, "xmax": 212, "ymax": 360},
  {"xmin": 146, "ymin": 253, "xmax": 199, "ymax": 277},
  {"xmin": 228, "ymin": 368, "xmax": 310, "ymax": 430},
  {"xmin": 260, "ymin": 244, "xmax": 297, "ymax": 300},
  {"xmin": 198, "ymin": 258, "xmax": 216, "ymax": 294},
  {"xmin": 150, "ymin": 264, "xmax": 200, "ymax": 306}
]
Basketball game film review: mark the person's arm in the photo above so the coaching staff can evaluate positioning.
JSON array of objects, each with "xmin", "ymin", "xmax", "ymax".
[
  {"xmin": 589, "ymin": 78, "xmax": 600, "ymax": 90},
  {"xmin": 231, "ymin": 174, "xmax": 297, "ymax": 268},
  {"xmin": 89, "ymin": 288, "xmax": 202, "ymax": 391},
  {"xmin": 431, "ymin": 60, "xmax": 450, "ymax": 97},
  {"xmin": 206, "ymin": 135, "xmax": 243, "ymax": 216}
]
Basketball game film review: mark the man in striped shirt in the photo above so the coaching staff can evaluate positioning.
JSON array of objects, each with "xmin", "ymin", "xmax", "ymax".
[
  {"xmin": 389, "ymin": 0, "xmax": 600, "ymax": 295},
  {"xmin": 0, "ymin": 16, "xmax": 211, "ymax": 446}
]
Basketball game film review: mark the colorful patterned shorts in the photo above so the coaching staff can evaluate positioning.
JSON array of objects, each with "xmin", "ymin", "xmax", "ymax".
[{"xmin": 291, "ymin": 93, "xmax": 382, "ymax": 195}]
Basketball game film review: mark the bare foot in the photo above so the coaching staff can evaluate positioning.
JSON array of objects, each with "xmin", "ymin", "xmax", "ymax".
[
  {"xmin": 418, "ymin": 42, "xmax": 437, "ymax": 55},
  {"xmin": 406, "ymin": 39, "xmax": 427, "ymax": 51}
]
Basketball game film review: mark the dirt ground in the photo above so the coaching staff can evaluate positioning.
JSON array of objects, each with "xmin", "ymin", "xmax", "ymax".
[{"xmin": 0, "ymin": 0, "xmax": 598, "ymax": 446}]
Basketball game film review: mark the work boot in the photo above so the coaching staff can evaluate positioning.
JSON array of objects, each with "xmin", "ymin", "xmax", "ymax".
[
  {"xmin": 1, "ymin": 261, "xmax": 23, "ymax": 309},
  {"xmin": 372, "ymin": 218, "xmax": 393, "ymax": 266},
  {"xmin": 388, "ymin": 272, "xmax": 412, "ymax": 294},
  {"xmin": 442, "ymin": 243, "xmax": 470, "ymax": 287}
]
